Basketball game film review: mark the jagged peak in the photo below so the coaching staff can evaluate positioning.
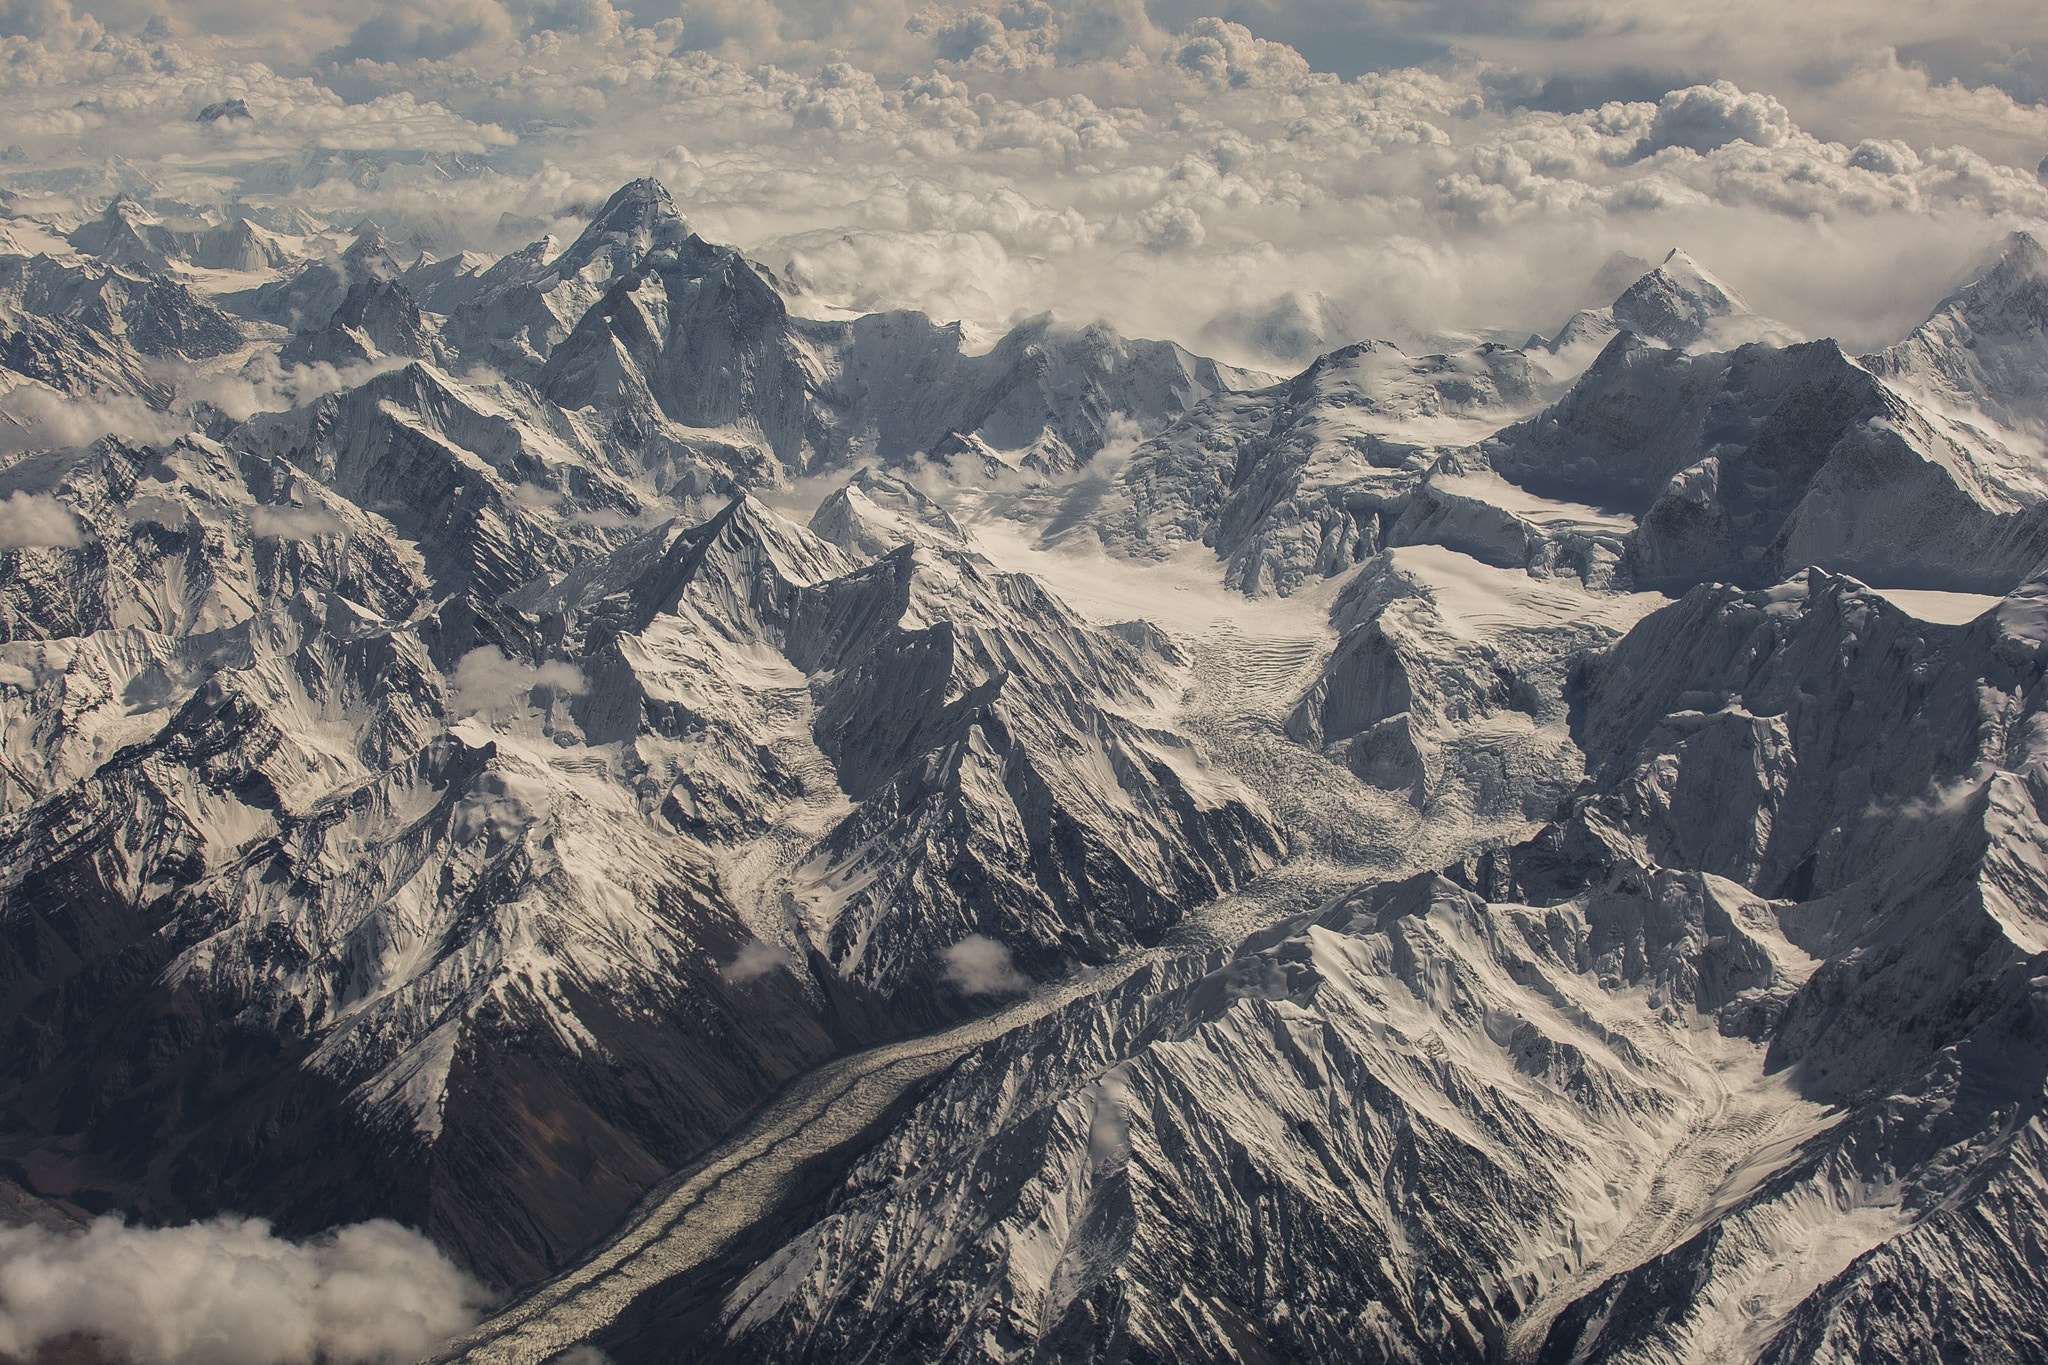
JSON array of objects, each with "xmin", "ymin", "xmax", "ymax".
[
  {"xmin": 550, "ymin": 177, "xmax": 693, "ymax": 278},
  {"xmin": 810, "ymin": 467, "xmax": 967, "ymax": 558},
  {"xmin": 344, "ymin": 223, "xmax": 391, "ymax": 258},
  {"xmin": 619, "ymin": 494, "xmax": 856, "ymax": 633},
  {"xmin": 1964, "ymin": 230, "xmax": 2048, "ymax": 302},
  {"xmin": 1999, "ymin": 228, "xmax": 2046, "ymax": 269},
  {"xmin": 96, "ymin": 195, "xmax": 154, "ymax": 224},
  {"xmin": 1610, "ymin": 247, "xmax": 1748, "ymax": 347},
  {"xmin": 1655, "ymin": 247, "xmax": 1743, "ymax": 302}
]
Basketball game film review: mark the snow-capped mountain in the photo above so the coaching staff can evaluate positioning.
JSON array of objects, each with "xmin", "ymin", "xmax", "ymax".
[
  {"xmin": 617, "ymin": 571, "xmax": 2048, "ymax": 1363},
  {"xmin": 0, "ymin": 181, "xmax": 1286, "ymax": 1294},
  {"xmin": 3, "ymin": 177, "xmax": 2047, "ymax": 1365},
  {"xmin": 2, "ymin": 250, "xmax": 243, "ymax": 410}
]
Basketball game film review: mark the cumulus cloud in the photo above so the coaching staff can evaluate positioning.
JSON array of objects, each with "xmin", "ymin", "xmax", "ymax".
[
  {"xmin": 448, "ymin": 646, "xmax": 585, "ymax": 716},
  {"xmin": 719, "ymin": 939, "xmax": 794, "ymax": 983},
  {"xmin": 1636, "ymin": 81, "xmax": 1795, "ymax": 155},
  {"xmin": 941, "ymin": 934, "xmax": 1029, "ymax": 995},
  {"xmin": 0, "ymin": 491, "xmax": 83, "ymax": 547},
  {"xmin": 333, "ymin": 0, "xmax": 516, "ymax": 63},
  {"xmin": 1167, "ymin": 0, "xmax": 2048, "ymax": 162},
  {"xmin": 0, "ymin": 0, "xmax": 2041, "ymax": 364},
  {"xmin": 0, "ymin": 1214, "xmax": 490, "ymax": 1365}
]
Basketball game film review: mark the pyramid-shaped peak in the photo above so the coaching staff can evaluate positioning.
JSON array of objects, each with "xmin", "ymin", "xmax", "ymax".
[
  {"xmin": 1911, "ymin": 230, "xmax": 2048, "ymax": 325},
  {"xmin": 344, "ymin": 224, "xmax": 393, "ymax": 260},
  {"xmin": 811, "ymin": 468, "xmax": 968, "ymax": 558},
  {"xmin": 339, "ymin": 224, "xmax": 403, "ymax": 283},
  {"xmin": 1863, "ymin": 228, "xmax": 2048, "ymax": 432},
  {"xmin": 553, "ymin": 178, "xmax": 693, "ymax": 277},
  {"xmin": 100, "ymin": 195, "xmax": 154, "ymax": 222},
  {"xmin": 1611, "ymin": 248, "xmax": 1748, "ymax": 347},
  {"xmin": 595, "ymin": 177, "xmax": 679, "ymax": 222},
  {"xmin": 1987, "ymin": 230, "xmax": 2047, "ymax": 283},
  {"xmin": 1657, "ymin": 248, "xmax": 1742, "ymax": 300},
  {"xmin": 622, "ymin": 494, "xmax": 853, "ymax": 634}
]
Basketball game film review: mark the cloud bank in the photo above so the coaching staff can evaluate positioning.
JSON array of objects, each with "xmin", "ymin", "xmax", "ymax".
[
  {"xmin": 0, "ymin": 1214, "xmax": 490, "ymax": 1365},
  {"xmin": 0, "ymin": 1, "xmax": 2042, "ymax": 362}
]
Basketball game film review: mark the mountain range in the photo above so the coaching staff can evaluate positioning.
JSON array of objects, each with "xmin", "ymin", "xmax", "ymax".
[{"xmin": 2, "ymin": 175, "xmax": 2046, "ymax": 1363}]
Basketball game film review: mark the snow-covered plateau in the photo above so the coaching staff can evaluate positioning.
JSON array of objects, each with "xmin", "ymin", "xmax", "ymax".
[{"xmin": 1, "ymin": 179, "xmax": 2046, "ymax": 1363}]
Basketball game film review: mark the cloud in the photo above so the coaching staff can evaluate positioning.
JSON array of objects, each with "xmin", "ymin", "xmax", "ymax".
[
  {"xmin": 941, "ymin": 934, "xmax": 1029, "ymax": 995},
  {"xmin": 0, "ymin": 491, "xmax": 83, "ymax": 547},
  {"xmin": 0, "ymin": 385, "xmax": 190, "ymax": 454},
  {"xmin": 1173, "ymin": 0, "xmax": 2048, "ymax": 161},
  {"xmin": 448, "ymin": 646, "xmax": 585, "ymax": 716},
  {"xmin": 0, "ymin": 0, "xmax": 100, "ymax": 43},
  {"xmin": 252, "ymin": 503, "xmax": 349, "ymax": 541},
  {"xmin": 333, "ymin": 0, "xmax": 516, "ymax": 63},
  {"xmin": 719, "ymin": 939, "xmax": 795, "ymax": 983},
  {"xmin": 0, "ymin": 1214, "xmax": 490, "ymax": 1365},
  {"xmin": 194, "ymin": 355, "xmax": 412, "ymax": 425},
  {"xmin": 0, "ymin": 2, "xmax": 2040, "ymax": 368},
  {"xmin": 1637, "ymin": 81, "xmax": 1795, "ymax": 155}
]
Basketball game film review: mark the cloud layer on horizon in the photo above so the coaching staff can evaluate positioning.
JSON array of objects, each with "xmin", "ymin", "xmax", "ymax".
[{"xmin": 1, "ymin": 0, "xmax": 2044, "ymax": 363}]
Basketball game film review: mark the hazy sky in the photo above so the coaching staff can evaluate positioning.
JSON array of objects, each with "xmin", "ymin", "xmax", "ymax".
[{"xmin": 2, "ymin": 0, "xmax": 2045, "ymax": 361}]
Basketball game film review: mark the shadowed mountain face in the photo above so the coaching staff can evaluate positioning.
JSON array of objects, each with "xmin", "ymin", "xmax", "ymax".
[
  {"xmin": 0, "ymin": 180, "xmax": 1285, "ymax": 1293},
  {"xmin": 2, "ymin": 182, "xmax": 2048, "ymax": 1364}
]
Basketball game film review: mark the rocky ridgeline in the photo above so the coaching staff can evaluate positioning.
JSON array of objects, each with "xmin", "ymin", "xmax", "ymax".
[{"xmin": 2, "ymin": 179, "xmax": 2047, "ymax": 1362}]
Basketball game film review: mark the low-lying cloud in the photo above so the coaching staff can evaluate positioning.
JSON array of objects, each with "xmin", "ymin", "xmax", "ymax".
[
  {"xmin": 448, "ymin": 646, "xmax": 586, "ymax": 716},
  {"xmin": 0, "ymin": 385, "xmax": 190, "ymax": 454},
  {"xmin": 0, "ymin": 491, "xmax": 84, "ymax": 548},
  {"xmin": 941, "ymin": 934, "xmax": 1029, "ymax": 995},
  {"xmin": 0, "ymin": 1214, "xmax": 491, "ymax": 1365},
  {"xmin": 0, "ymin": 1, "xmax": 2040, "ymax": 369},
  {"xmin": 719, "ymin": 939, "xmax": 795, "ymax": 983},
  {"xmin": 251, "ymin": 503, "xmax": 349, "ymax": 541}
]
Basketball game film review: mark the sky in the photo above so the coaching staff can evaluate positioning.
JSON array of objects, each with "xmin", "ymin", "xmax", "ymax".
[{"xmin": 1, "ymin": 0, "xmax": 2045, "ymax": 362}]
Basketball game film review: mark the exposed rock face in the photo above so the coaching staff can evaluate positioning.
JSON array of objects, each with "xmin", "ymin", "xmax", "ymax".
[
  {"xmin": 280, "ymin": 270, "xmax": 431, "ymax": 366},
  {"xmin": 1095, "ymin": 338, "xmax": 1550, "ymax": 597},
  {"xmin": 240, "ymin": 227, "xmax": 405, "ymax": 335},
  {"xmin": 8, "ymin": 179, "xmax": 2048, "ymax": 1365},
  {"xmin": 1610, "ymin": 247, "xmax": 1749, "ymax": 348},
  {"xmin": 808, "ymin": 467, "xmax": 968, "ymax": 558},
  {"xmin": 0, "ymin": 188, "xmax": 1284, "ymax": 1294},
  {"xmin": 533, "ymin": 493, "xmax": 1284, "ymax": 995},
  {"xmin": 465, "ymin": 180, "xmax": 1269, "ymax": 481},
  {"xmin": 1480, "ymin": 318, "xmax": 2048, "ymax": 592},
  {"xmin": 1864, "ymin": 230, "xmax": 2048, "ymax": 442},
  {"xmin": 1, "ymin": 253, "xmax": 243, "ymax": 407},
  {"xmin": 65, "ymin": 198, "xmax": 201, "ymax": 275},
  {"xmin": 697, "ymin": 569, "xmax": 2048, "ymax": 1365},
  {"xmin": 1078, "ymin": 249, "xmax": 1794, "ymax": 600}
]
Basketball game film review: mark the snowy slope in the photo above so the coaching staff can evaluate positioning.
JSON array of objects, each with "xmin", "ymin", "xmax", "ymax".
[
  {"xmin": 5, "ymin": 176, "xmax": 2048, "ymax": 1365},
  {"xmin": 689, "ymin": 568, "xmax": 2048, "ymax": 1365},
  {"xmin": 0, "ymin": 183, "xmax": 1291, "ymax": 1295}
]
